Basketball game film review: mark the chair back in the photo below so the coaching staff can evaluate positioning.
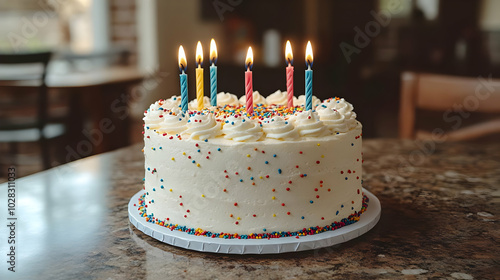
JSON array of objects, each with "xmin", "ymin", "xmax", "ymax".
[
  {"xmin": 399, "ymin": 72, "xmax": 500, "ymax": 140},
  {"xmin": 0, "ymin": 52, "xmax": 52, "ymax": 130}
]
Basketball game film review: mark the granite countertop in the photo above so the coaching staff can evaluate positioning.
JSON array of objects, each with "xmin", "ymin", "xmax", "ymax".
[{"xmin": 0, "ymin": 139, "xmax": 498, "ymax": 279}]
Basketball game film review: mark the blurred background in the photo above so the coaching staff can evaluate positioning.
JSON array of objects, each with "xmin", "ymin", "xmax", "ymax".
[{"xmin": 1, "ymin": 0, "xmax": 499, "ymax": 180}]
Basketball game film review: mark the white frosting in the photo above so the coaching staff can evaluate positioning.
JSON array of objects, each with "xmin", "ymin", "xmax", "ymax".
[
  {"xmin": 143, "ymin": 123, "xmax": 363, "ymax": 235},
  {"xmin": 162, "ymin": 96, "xmax": 182, "ymax": 110},
  {"xmin": 293, "ymin": 95, "xmax": 322, "ymax": 108},
  {"xmin": 158, "ymin": 108, "xmax": 188, "ymax": 135},
  {"xmin": 143, "ymin": 93, "xmax": 363, "ymax": 235},
  {"xmin": 262, "ymin": 116, "xmax": 299, "ymax": 140},
  {"xmin": 144, "ymin": 96, "xmax": 359, "ymax": 141},
  {"xmin": 317, "ymin": 108, "xmax": 348, "ymax": 133},
  {"xmin": 239, "ymin": 91, "xmax": 268, "ymax": 105},
  {"xmin": 148, "ymin": 100, "xmax": 163, "ymax": 111},
  {"xmin": 184, "ymin": 113, "xmax": 222, "ymax": 140},
  {"xmin": 320, "ymin": 98, "xmax": 357, "ymax": 130},
  {"xmin": 266, "ymin": 90, "xmax": 288, "ymax": 105},
  {"xmin": 216, "ymin": 92, "xmax": 239, "ymax": 106},
  {"xmin": 188, "ymin": 96, "xmax": 211, "ymax": 111},
  {"xmin": 221, "ymin": 115, "xmax": 263, "ymax": 142},
  {"xmin": 143, "ymin": 101, "xmax": 165, "ymax": 129},
  {"xmin": 291, "ymin": 110, "xmax": 328, "ymax": 137}
]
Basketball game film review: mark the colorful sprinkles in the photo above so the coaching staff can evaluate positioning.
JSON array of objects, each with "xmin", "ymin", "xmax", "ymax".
[{"xmin": 138, "ymin": 193, "xmax": 369, "ymax": 239}]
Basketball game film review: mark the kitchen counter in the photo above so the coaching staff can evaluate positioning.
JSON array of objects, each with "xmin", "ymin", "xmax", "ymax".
[{"xmin": 1, "ymin": 139, "xmax": 498, "ymax": 279}]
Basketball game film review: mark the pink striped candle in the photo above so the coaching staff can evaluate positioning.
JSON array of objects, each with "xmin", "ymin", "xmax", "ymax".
[
  {"xmin": 285, "ymin": 41, "xmax": 294, "ymax": 108},
  {"xmin": 245, "ymin": 47, "xmax": 254, "ymax": 115}
]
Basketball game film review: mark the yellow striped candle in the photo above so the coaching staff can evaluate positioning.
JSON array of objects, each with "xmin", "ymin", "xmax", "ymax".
[{"xmin": 195, "ymin": 41, "xmax": 204, "ymax": 111}]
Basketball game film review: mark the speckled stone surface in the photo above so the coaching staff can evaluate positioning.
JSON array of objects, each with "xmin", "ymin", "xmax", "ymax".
[{"xmin": 0, "ymin": 139, "xmax": 498, "ymax": 280}]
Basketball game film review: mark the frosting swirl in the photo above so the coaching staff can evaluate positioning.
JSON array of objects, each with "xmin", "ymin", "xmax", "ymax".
[
  {"xmin": 293, "ymin": 95, "xmax": 321, "ymax": 108},
  {"xmin": 262, "ymin": 116, "xmax": 298, "ymax": 140},
  {"xmin": 143, "ymin": 93, "xmax": 359, "ymax": 141},
  {"xmin": 158, "ymin": 108, "xmax": 188, "ymax": 135},
  {"xmin": 184, "ymin": 113, "xmax": 222, "ymax": 140},
  {"xmin": 162, "ymin": 96, "xmax": 182, "ymax": 110},
  {"xmin": 239, "ymin": 91, "xmax": 268, "ymax": 106},
  {"xmin": 222, "ymin": 115, "xmax": 263, "ymax": 142},
  {"xmin": 317, "ymin": 107, "xmax": 349, "ymax": 133},
  {"xmin": 266, "ymin": 90, "xmax": 288, "ymax": 105},
  {"xmin": 321, "ymin": 98, "xmax": 357, "ymax": 130},
  {"xmin": 216, "ymin": 92, "xmax": 239, "ymax": 106},
  {"xmin": 188, "ymin": 96, "xmax": 211, "ymax": 111},
  {"xmin": 143, "ymin": 100, "xmax": 165, "ymax": 128},
  {"xmin": 291, "ymin": 110, "xmax": 328, "ymax": 137}
]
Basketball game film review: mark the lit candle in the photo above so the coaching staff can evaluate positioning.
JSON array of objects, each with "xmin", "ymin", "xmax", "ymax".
[
  {"xmin": 305, "ymin": 41, "xmax": 313, "ymax": 111},
  {"xmin": 285, "ymin": 40, "xmax": 294, "ymax": 108},
  {"xmin": 178, "ymin": 45, "xmax": 188, "ymax": 112},
  {"xmin": 245, "ymin": 46, "xmax": 254, "ymax": 115},
  {"xmin": 210, "ymin": 39, "xmax": 218, "ymax": 107},
  {"xmin": 195, "ymin": 41, "xmax": 204, "ymax": 111}
]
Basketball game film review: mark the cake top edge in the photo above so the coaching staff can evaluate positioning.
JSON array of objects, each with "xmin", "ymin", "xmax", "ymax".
[{"xmin": 143, "ymin": 90, "xmax": 359, "ymax": 142}]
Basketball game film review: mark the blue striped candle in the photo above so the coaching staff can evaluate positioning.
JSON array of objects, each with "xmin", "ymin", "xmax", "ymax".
[
  {"xmin": 180, "ymin": 71, "xmax": 188, "ymax": 112},
  {"xmin": 305, "ymin": 41, "xmax": 314, "ymax": 111},
  {"xmin": 178, "ymin": 45, "xmax": 188, "ymax": 112},
  {"xmin": 210, "ymin": 39, "xmax": 218, "ymax": 107},
  {"xmin": 305, "ymin": 67, "xmax": 312, "ymax": 111},
  {"xmin": 210, "ymin": 64, "xmax": 217, "ymax": 106}
]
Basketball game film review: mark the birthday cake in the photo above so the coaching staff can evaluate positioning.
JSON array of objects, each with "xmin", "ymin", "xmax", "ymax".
[{"xmin": 140, "ymin": 91, "xmax": 367, "ymax": 239}]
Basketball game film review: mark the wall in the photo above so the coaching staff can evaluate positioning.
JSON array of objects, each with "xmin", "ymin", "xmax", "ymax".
[{"xmin": 151, "ymin": 0, "xmax": 223, "ymax": 105}]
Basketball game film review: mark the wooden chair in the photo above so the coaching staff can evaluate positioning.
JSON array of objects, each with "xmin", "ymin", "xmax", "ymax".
[
  {"xmin": 0, "ymin": 52, "xmax": 66, "ymax": 171},
  {"xmin": 399, "ymin": 72, "xmax": 500, "ymax": 141}
]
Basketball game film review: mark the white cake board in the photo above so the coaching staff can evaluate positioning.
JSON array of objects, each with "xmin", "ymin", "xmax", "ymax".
[{"xmin": 128, "ymin": 188, "xmax": 381, "ymax": 254}]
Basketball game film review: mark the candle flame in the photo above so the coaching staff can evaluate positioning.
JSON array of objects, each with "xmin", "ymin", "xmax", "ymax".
[
  {"xmin": 245, "ymin": 46, "xmax": 253, "ymax": 70},
  {"xmin": 178, "ymin": 45, "xmax": 187, "ymax": 72},
  {"xmin": 285, "ymin": 40, "xmax": 293, "ymax": 65},
  {"xmin": 305, "ymin": 41, "xmax": 313, "ymax": 68},
  {"xmin": 196, "ymin": 41, "xmax": 203, "ymax": 67},
  {"xmin": 210, "ymin": 38, "xmax": 218, "ymax": 64}
]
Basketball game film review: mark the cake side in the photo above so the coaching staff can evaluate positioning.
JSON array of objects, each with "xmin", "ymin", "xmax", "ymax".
[
  {"xmin": 141, "ymin": 92, "xmax": 364, "ymax": 236},
  {"xmin": 143, "ymin": 124, "xmax": 362, "ymax": 235}
]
